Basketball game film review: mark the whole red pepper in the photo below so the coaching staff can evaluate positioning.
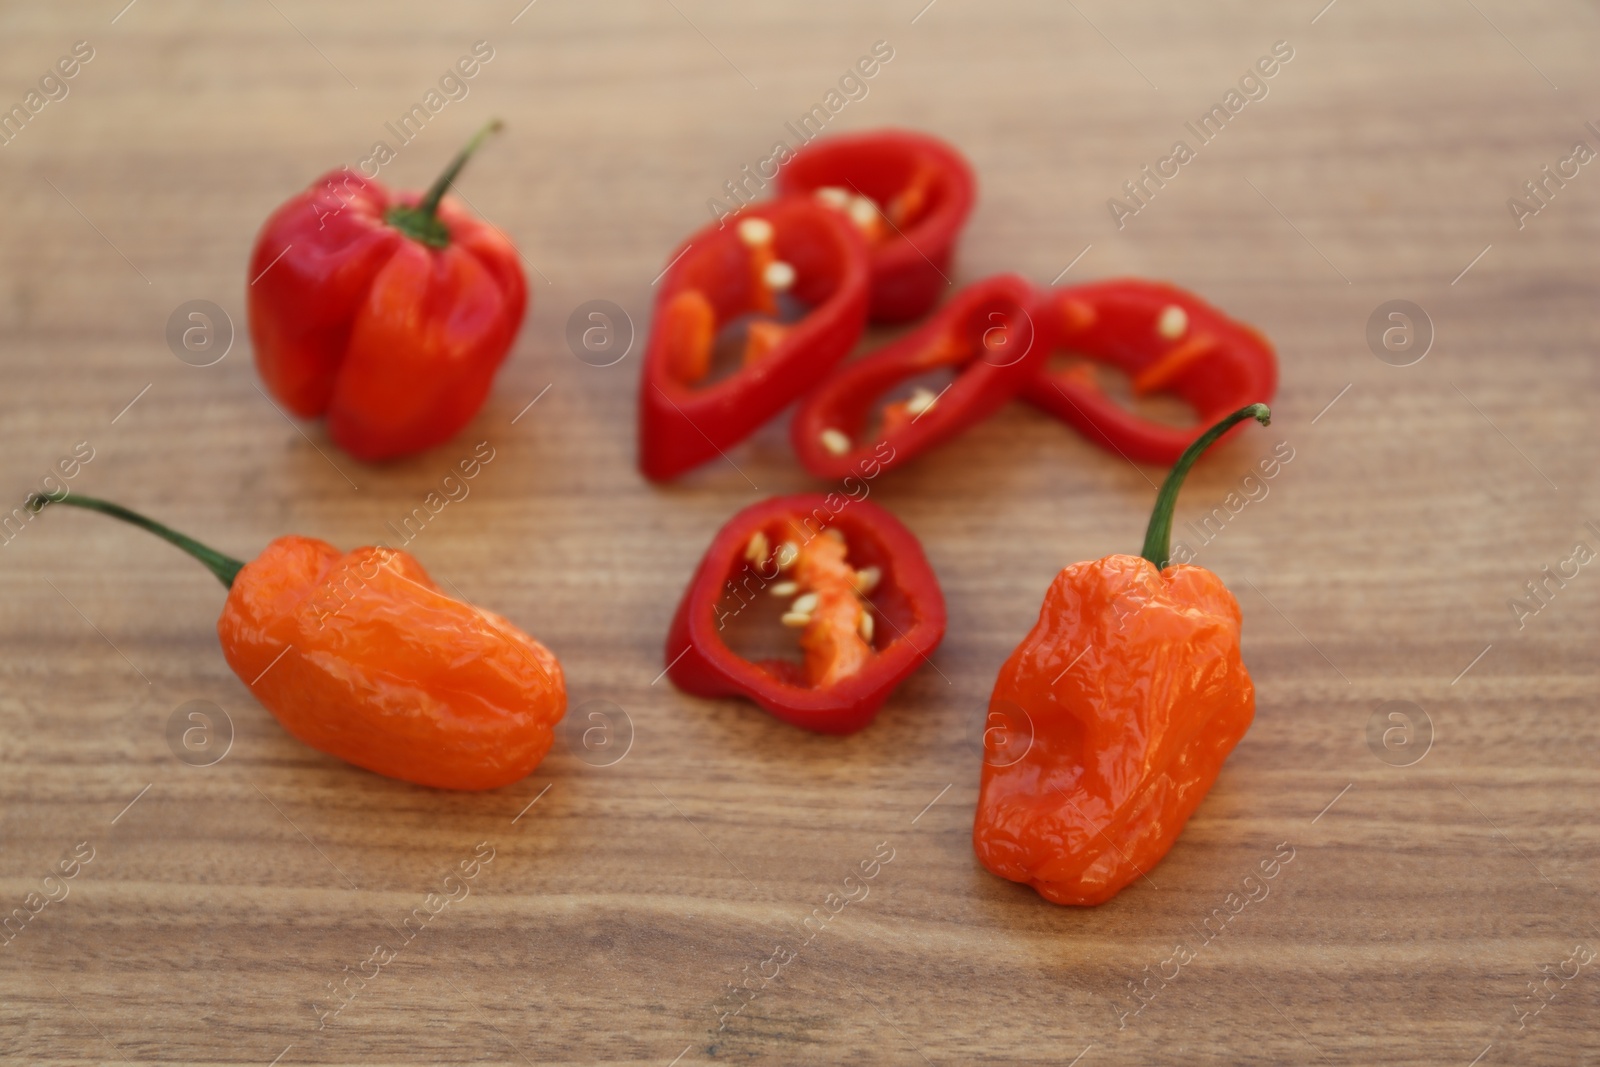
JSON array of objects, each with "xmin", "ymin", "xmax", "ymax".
[
  {"xmin": 28, "ymin": 491, "xmax": 565, "ymax": 791},
  {"xmin": 664, "ymin": 494, "xmax": 946, "ymax": 734},
  {"xmin": 248, "ymin": 121, "xmax": 527, "ymax": 462},
  {"xmin": 776, "ymin": 128, "xmax": 976, "ymax": 323},
  {"xmin": 973, "ymin": 404, "xmax": 1268, "ymax": 905},
  {"xmin": 638, "ymin": 200, "xmax": 870, "ymax": 481},
  {"xmin": 790, "ymin": 274, "xmax": 1044, "ymax": 480},
  {"xmin": 1023, "ymin": 279, "xmax": 1277, "ymax": 465}
]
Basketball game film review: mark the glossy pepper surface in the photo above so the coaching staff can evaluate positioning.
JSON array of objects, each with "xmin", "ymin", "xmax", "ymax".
[
  {"xmin": 776, "ymin": 128, "xmax": 976, "ymax": 323},
  {"xmin": 28, "ymin": 492, "xmax": 565, "ymax": 791},
  {"xmin": 248, "ymin": 121, "xmax": 527, "ymax": 462},
  {"xmin": 973, "ymin": 405, "xmax": 1268, "ymax": 905},
  {"xmin": 665, "ymin": 494, "xmax": 946, "ymax": 734},
  {"xmin": 638, "ymin": 200, "xmax": 871, "ymax": 481},
  {"xmin": 791, "ymin": 274, "xmax": 1043, "ymax": 480},
  {"xmin": 1024, "ymin": 279, "xmax": 1277, "ymax": 466}
]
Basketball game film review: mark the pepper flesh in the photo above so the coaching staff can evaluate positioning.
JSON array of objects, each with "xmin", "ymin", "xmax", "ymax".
[
  {"xmin": 790, "ymin": 274, "xmax": 1044, "ymax": 480},
  {"xmin": 777, "ymin": 128, "xmax": 976, "ymax": 323},
  {"xmin": 28, "ymin": 493, "xmax": 565, "ymax": 792},
  {"xmin": 664, "ymin": 495, "xmax": 946, "ymax": 734},
  {"xmin": 1023, "ymin": 279, "xmax": 1277, "ymax": 466},
  {"xmin": 247, "ymin": 122, "xmax": 526, "ymax": 462},
  {"xmin": 973, "ymin": 405, "xmax": 1268, "ymax": 905},
  {"xmin": 638, "ymin": 200, "xmax": 870, "ymax": 481}
]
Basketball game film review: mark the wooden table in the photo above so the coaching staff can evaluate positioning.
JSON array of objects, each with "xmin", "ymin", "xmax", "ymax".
[{"xmin": 3, "ymin": 2, "xmax": 1596, "ymax": 1064}]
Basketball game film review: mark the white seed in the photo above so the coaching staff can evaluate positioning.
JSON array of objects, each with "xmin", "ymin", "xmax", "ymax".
[
  {"xmin": 857, "ymin": 610, "xmax": 875, "ymax": 643},
  {"xmin": 763, "ymin": 260, "xmax": 796, "ymax": 290},
  {"xmin": 780, "ymin": 611, "xmax": 812, "ymax": 628},
  {"xmin": 847, "ymin": 195, "xmax": 880, "ymax": 230},
  {"xmin": 853, "ymin": 566, "xmax": 881, "ymax": 594},
  {"xmin": 770, "ymin": 580, "xmax": 799, "ymax": 597},
  {"xmin": 776, "ymin": 541, "xmax": 800, "ymax": 569},
  {"xmin": 905, "ymin": 387, "xmax": 938, "ymax": 416},
  {"xmin": 815, "ymin": 186, "xmax": 851, "ymax": 208},
  {"xmin": 745, "ymin": 530, "xmax": 769, "ymax": 563},
  {"xmin": 737, "ymin": 216, "xmax": 774, "ymax": 246},
  {"xmin": 823, "ymin": 528, "xmax": 845, "ymax": 543},
  {"xmin": 820, "ymin": 428, "xmax": 852, "ymax": 455},
  {"xmin": 790, "ymin": 592, "xmax": 820, "ymax": 615},
  {"xmin": 1157, "ymin": 304, "xmax": 1188, "ymax": 340}
]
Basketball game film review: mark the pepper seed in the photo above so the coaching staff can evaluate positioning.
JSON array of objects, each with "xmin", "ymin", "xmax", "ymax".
[
  {"xmin": 737, "ymin": 217, "xmax": 774, "ymax": 246},
  {"xmin": 1157, "ymin": 304, "xmax": 1188, "ymax": 340},
  {"xmin": 763, "ymin": 260, "xmax": 796, "ymax": 291}
]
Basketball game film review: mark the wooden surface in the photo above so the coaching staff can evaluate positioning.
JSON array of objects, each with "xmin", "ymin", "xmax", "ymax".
[{"xmin": 2, "ymin": 2, "xmax": 1597, "ymax": 1064}]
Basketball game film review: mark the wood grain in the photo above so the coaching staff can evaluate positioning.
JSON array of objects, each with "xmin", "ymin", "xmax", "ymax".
[{"xmin": 2, "ymin": 2, "xmax": 1598, "ymax": 1064}]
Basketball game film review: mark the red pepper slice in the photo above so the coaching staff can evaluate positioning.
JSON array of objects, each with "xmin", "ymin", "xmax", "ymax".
[
  {"xmin": 776, "ymin": 129, "xmax": 976, "ymax": 323},
  {"xmin": 638, "ymin": 200, "xmax": 870, "ymax": 481},
  {"xmin": 790, "ymin": 274, "xmax": 1044, "ymax": 480},
  {"xmin": 1022, "ymin": 279, "xmax": 1278, "ymax": 466},
  {"xmin": 247, "ymin": 122, "xmax": 526, "ymax": 462},
  {"xmin": 664, "ymin": 494, "xmax": 947, "ymax": 734}
]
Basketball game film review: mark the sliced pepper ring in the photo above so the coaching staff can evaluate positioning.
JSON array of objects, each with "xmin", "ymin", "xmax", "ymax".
[
  {"xmin": 790, "ymin": 274, "xmax": 1044, "ymax": 480},
  {"xmin": 1022, "ymin": 279, "xmax": 1278, "ymax": 466},
  {"xmin": 664, "ymin": 494, "xmax": 947, "ymax": 734},
  {"xmin": 638, "ymin": 199, "xmax": 871, "ymax": 482},
  {"xmin": 776, "ymin": 128, "xmax": 976, "ymax": 323}
]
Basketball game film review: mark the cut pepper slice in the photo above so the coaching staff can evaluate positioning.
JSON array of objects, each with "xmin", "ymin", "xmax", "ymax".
[
  {"xmin": 776, "ymin": 128, "xmax": 976, "ymax": 323},
  {"xmin": 1022, "ymin": 279, "xmax": 1278, "ymax": 466},
  {"xmin": 790, "ymin": 274, "xmax": 1044, "ymax": 480},
  {"xmin": 664, "ymin": 494, "xmax": 947, "ymax": 734},
  {"xmin": 638, "ymin": 199, "xmax": 871, "ymax": 482}
]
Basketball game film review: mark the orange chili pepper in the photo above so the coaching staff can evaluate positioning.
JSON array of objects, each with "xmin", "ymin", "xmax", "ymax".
[
  {"xmin": 972, "ymin": 404, "xmax": 1268, "ymax": 905},
  {"xmin": 27, "ymin": 492, "xmax": 565, "ymax": 791}
]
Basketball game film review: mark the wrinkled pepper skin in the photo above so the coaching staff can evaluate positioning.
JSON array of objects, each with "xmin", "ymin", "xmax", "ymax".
[
  {"xmin": 974, "ymin": 554, "xmax": 1254, "ymax": 905},
  {"xmin": 219, "ymin": 536, "xmax": 565, "ymax": 791},
  {"xmin": 247, "ymin": 168, "xmax": 527, "ymax": 462}
]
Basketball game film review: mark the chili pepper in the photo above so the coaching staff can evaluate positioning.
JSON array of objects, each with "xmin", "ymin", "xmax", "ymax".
[
  {"xmin": 790, "ymin": 274, "xmax": 1044, "ymax": 480},
  {"xmin": 664, "ymin": 494, "xmax": 946, "ymax": 734},
  {"xmin": 776, "ymin": 128, "xmax": 976, "ymax": 323},
  {"xmin": 27, "ymin": 492, "xmax": 565, "ymax": 791},
  {"xmin": 248, "ymin": 120, "xmax": 527, "ymax": 463},
  {"xmin": 972, "ymin": 404, "xmax": 1269, "ymax": 906},
  {"xmin": 1022, "ymin": 279, "xmax": 1277, "ymax": 466},
  {"xmin": 638, "ymin": 200, "xmax": 871, "ymax": 481}
]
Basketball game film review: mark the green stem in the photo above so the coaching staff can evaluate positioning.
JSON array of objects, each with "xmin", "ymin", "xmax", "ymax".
[
  {"xmin": 1140, "ymin": 403, "xmax": 1272, "ymax": 569},
  {"xmin": 385, "ymin": 118, "xmax": 504, "ymax": 248},
  {"xmin": 27, "ymin": 491, "xmax": 245, "ymax": 589}
]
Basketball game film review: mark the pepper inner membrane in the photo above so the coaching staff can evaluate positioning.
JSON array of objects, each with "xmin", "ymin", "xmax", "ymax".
[
  {"xmin": 1044, "ymin": 294, "xmax": 1221, "ymax": 429},
  {"xmin": 719, "ymin": 523, "xmax": 884, "ymax": 688},
  {"xmin": 834, "ymin": 295, "xmax": 1027, "ymax": 452},
  {"xmin": 660, "ymin": 215, "xmax": 823, "ymax": 389},
  {"xmin": 798, "ymin": 154, "xmax": 945, "ymax": 244}
]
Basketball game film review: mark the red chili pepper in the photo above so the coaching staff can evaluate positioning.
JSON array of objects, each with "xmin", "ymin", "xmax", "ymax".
[
  {"xmin": 973, "ymin": 405, "xmax": 1269, "ymax": 905},
  {"xmin": 790, "ymin": 274, "xmax": 1044, "ymax": 480},
  {"xmin": 664, "ymin": 494, "xmax": 946, "ymax": 734},
  {"xmin": 776, "ymin": 128, "xmax": 976, "ymax": 323},
  {"xmin": 248, "ymin": 120, "xmax": 527, "ymax": 462},
  {"xmin": 1022, "ymin": 279, "xmax": 1277, "ymax": 466},
  {"xmin": 638, "ymin": 200, "xmax": 871, "ymax": 481}
]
